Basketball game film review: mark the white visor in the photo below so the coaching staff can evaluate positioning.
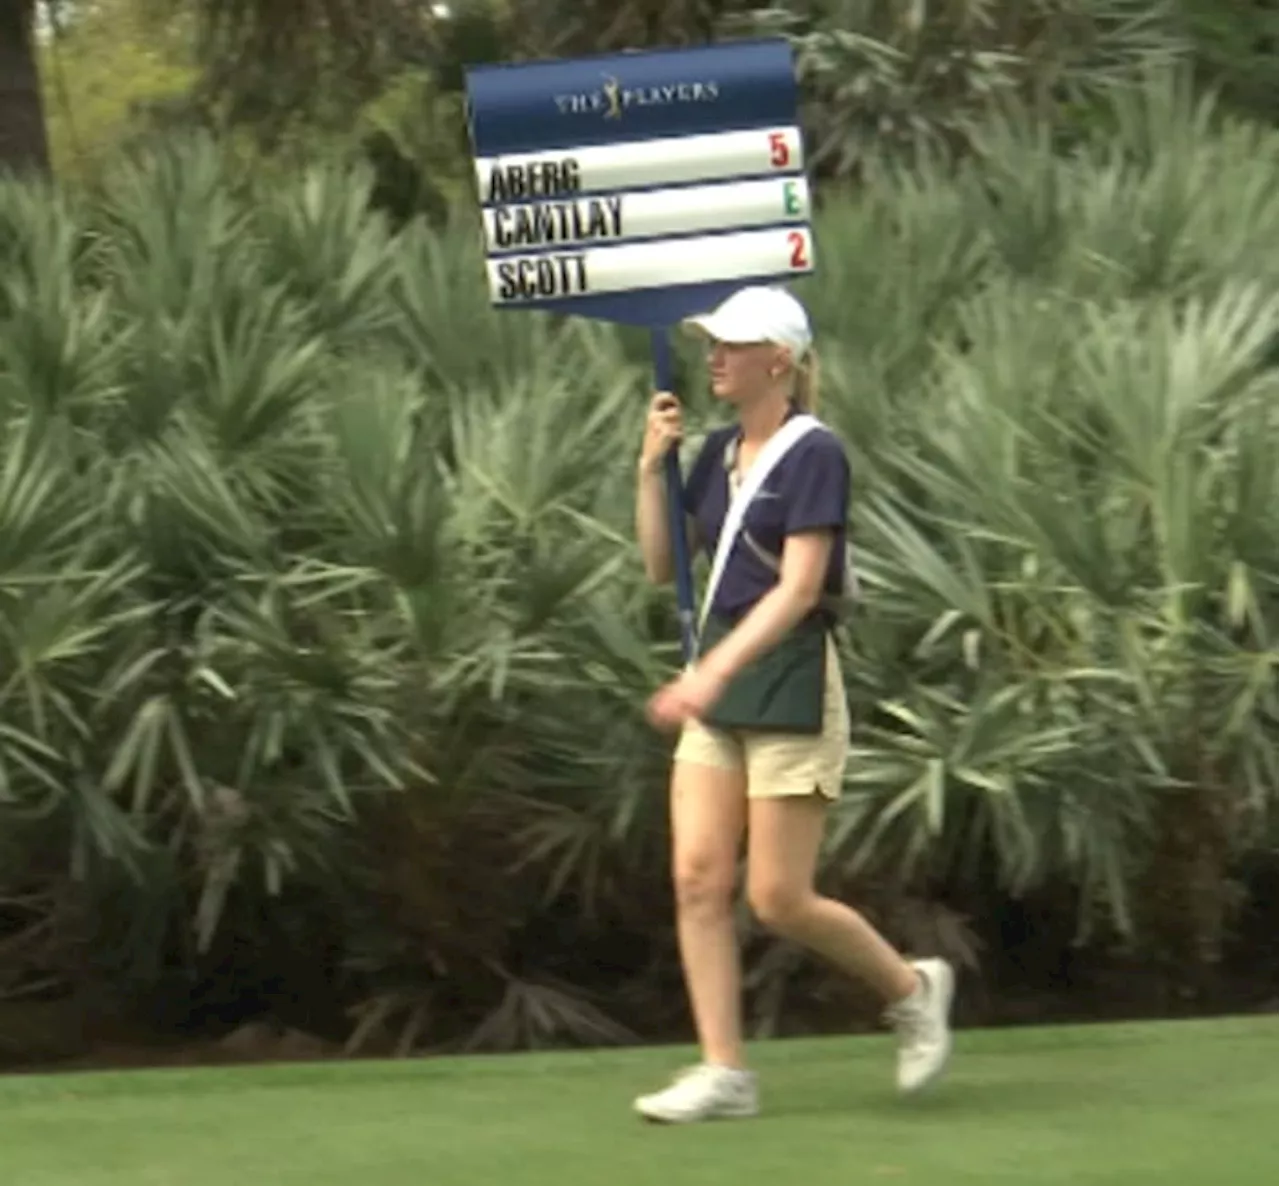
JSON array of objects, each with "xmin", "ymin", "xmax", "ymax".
[{"xmin": 683, "ymin": 285, "xmax": 813, "ymax": 360}]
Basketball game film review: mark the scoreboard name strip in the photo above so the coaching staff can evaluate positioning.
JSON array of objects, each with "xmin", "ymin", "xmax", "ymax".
[
  {"xmin": 488, "ymin": 226, "xmax": 815, "ymax": 304},
  {"xmin": 484, "ymin": 176, "xmax": 811, "ymax": 255},
  {"xmin": 476, "ymin": 126, "xmax": 804, "ymax": 205}
]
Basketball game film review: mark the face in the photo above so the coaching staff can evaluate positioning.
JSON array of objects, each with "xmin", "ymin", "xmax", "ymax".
[{"xmin": 706, "ymin": 339, "xmax": 791, "ymax": 404}]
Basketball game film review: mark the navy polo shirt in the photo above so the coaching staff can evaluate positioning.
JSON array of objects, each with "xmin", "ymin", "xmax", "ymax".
[{"xmin": 682, "ymin": 413, "xmax": 851, "ymax": 621}]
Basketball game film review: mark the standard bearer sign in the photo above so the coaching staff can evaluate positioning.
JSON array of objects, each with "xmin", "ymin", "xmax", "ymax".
[
  {"xmin": 464, "ymin": 39, "xmax": 815, "ymax": 328},
  {"xmin": 463, "ymin": 39, "xmax": 816, "ymax": 661}
]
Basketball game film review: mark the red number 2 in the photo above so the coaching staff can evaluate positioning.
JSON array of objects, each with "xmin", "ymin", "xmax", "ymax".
[
  {"xmin": 768, "ymin": 131, "xmax": 790, "ymax": 167},
  {"xmin": 787, "ymin": 231, "xmax": 809, "ymax": 269}
]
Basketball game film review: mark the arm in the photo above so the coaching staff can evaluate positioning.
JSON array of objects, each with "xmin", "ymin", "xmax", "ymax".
[
  {"xmin": 636, "ymin": 462, "xmax": 674, "ymax": 584},
  {"xmin": 697, "ymin": 529, "xmax": 833, "ymax": 684},
  {"xmin": 636, "ymin": 403, "xmax": 710, "ymax": 585}
]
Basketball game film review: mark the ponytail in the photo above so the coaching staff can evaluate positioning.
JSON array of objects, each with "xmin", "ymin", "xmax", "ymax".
[{"xmin": 793, "ymin": 349, "xmax": 820, "ymax": 412}]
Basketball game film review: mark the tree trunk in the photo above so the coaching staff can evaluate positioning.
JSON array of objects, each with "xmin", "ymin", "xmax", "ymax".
[
  {"xmin": 1142, "ymin": 697, "xmax": 1235, "ymax": 1008},
  {"xmin": 0, "ymin": 0, "xmax": 49, "ymax": 176}
]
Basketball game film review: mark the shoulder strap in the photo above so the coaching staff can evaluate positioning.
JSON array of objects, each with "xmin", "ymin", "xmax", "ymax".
[{"xmin": 697, "ymin": 414, "xmax": 822, "ymax": 639}]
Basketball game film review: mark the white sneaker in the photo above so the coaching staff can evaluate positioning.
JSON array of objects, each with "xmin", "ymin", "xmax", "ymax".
[
  {"xmin": 886, "ymin": 957, "xmax": 955, "ymax": 1094},
  {"xmin": 633, "ymin": 1063, "xmax": 760, "ymax": 1124}
]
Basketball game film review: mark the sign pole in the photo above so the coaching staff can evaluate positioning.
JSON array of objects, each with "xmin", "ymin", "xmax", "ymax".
[{"xmin": 649, "ymin": 327, "xmax": 697, "ymax": 662}]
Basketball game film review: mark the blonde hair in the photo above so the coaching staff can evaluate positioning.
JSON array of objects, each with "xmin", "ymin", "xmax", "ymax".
[{"xmin": 793, "ymin": 349, "xmax": 820, "ymax": 412}]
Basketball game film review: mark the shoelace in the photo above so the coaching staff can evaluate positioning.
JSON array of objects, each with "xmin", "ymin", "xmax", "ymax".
[
  {"xmin": 889, "ymin": 1008, "xmax": 928, "ymax": 1043},
  {"xmin": 670, "ymin": 1063, "xmax": 745, "ymax": 1091},
  {"xmin": 885, "ymin": 992, "xmax": 932, "ymax": 1043},
  {"xmin": 669, "ymin": 1065, "xmax": 713, "ymax": 1087}
]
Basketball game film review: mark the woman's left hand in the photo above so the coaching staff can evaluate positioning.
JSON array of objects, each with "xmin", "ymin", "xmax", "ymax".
[{"xmin": 646, "ymin": 663, "xmax": 728, "ymax": 732}]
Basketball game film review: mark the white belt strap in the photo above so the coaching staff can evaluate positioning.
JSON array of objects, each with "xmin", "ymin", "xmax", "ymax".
[{"xmin": 697, "ymin": 413, "xmax": 823, "ymax": 645}]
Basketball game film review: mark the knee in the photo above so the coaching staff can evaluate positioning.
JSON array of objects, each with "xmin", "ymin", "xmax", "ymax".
[
  {"xmin": 673, "ymin": 855, "xmax": 735, "ymax": 920},
  {"xmin": 747, "ymin": 878, "xmax": 813, "ymax": 938}
]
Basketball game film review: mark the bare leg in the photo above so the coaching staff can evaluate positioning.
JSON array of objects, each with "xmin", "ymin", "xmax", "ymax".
[
  {"xmin": 670, "ymin": 759, "xmax": 748, "ymax": 1067},
  {"xmin": 745, "ymin": 794, "xmax": 917, "ymax": 1004}
]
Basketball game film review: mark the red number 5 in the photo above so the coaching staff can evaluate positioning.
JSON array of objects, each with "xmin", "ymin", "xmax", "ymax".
[
  {"xmin": 768, "ymin": 131, "xmax": 790, "ymax": 167},
  {"xmin": 787, "ymin": 231, "xmax": 809, "ymax": 269}
]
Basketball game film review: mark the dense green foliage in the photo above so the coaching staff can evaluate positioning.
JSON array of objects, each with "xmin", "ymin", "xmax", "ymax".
[
  {"xmin": 0, "ymin": 74, "xmax": 1275, "ymax": 1055},
  {"xmin": 1178, "ymin": 0, "xmax": 1276, "ymax": 119},
  {"xmin": 27, "ymin": 0, "xmax": 1277, "ymax": 210}
]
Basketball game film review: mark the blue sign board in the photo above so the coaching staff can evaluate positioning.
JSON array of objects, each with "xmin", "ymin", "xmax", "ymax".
[{"xmin": 464, "ymin": 38, "xmax": 814, "ymax": 329}]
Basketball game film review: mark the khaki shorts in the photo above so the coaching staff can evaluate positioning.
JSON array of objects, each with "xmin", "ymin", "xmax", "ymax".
[{"xmin": 673, "ymin": 634, "xmax": 850, "ymax": 799}]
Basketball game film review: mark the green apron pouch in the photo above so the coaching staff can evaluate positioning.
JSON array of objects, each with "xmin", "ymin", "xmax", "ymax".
[{"xmin": 697, "ymin": 612, "xmax": 827, "ymax": 735}]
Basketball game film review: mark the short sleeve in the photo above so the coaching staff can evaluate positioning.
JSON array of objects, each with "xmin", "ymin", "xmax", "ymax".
[
  {"xmin": 681, "ymin": 428, "xmax": 731, "ymax": 516},
  {"xmin": 782, "ymin": 433, "xmax": 850, "ymax": 534}
]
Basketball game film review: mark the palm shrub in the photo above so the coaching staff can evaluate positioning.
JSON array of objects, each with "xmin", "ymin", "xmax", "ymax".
[
  {"xmin": 0, "ymin": 144, "xmax": 421, "ymax": 1008},
  {"xmin": 0, "ymin": 137, "xmax": 679, "ymax": 1046},
  {"xmin": 731, "ymin": 0, "xmax": 1187, "ymax": 179},
  {"xmin": 786, "ymin": 76, "xmax": 1277, "ymax": 1013},
  {"xmin": 0, "ymin": 74, "xmax": 1273, "ymax": 1056}
]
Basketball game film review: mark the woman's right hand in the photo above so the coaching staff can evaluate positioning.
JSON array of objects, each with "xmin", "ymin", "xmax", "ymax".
[{"xmin": 639, "ymin": 391, "xmax": 684, "ymax": 476}]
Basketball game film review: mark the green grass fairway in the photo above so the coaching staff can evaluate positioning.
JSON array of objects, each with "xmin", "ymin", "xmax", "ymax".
[{"xmin": 0, "ymin": 1016, "xmax": 1274, "ymax": 1185}]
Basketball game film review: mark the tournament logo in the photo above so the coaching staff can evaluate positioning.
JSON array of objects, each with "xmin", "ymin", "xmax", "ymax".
[{"xmin": 554, "ymin": 74, "xmax": 721, "ymax": 120}]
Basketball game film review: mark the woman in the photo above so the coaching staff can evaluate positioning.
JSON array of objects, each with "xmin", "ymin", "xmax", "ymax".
[{"xmin": 633, "ymin": 284, "xmax": 954, "ymax": 1124}]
